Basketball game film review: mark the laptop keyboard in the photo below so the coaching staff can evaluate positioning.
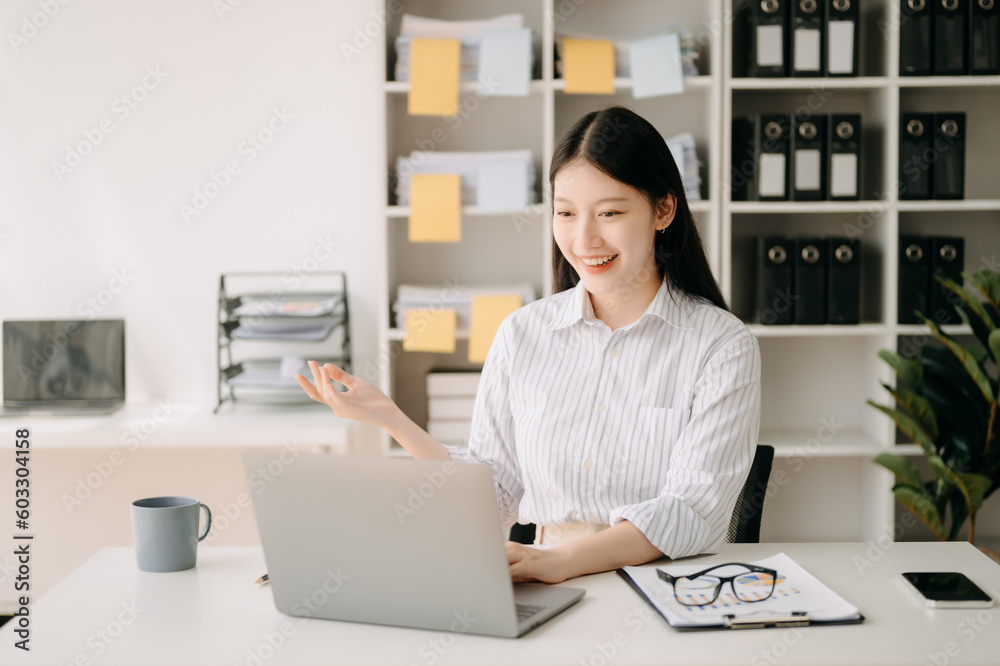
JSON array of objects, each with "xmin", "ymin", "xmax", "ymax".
[{"xmin": 516, "ymin": 603, "xmax": 545, "ymax": 621}]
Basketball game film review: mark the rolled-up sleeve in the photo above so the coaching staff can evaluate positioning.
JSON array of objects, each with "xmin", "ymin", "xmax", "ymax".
[
  {"xmin": 444, "ymin": 319, "xmax": 524, "ymax": 531},
  {"xmin": 609, "ymin": 331, "xmax": 762, "ymax": 559}
]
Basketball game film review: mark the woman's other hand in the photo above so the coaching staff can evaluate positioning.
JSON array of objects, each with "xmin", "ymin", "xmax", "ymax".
[
  {"xmin": 295, "ymin": 360, "xmax": 398, "ymax": 429},
  {"xmin": 505, "ymin": 542, "xmax": 572, "ymax": 584}
]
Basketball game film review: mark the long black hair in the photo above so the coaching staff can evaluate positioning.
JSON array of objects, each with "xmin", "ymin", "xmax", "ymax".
[{"xmin": 550, "ymin": 106, "xmax": 728, "ymax": 311}]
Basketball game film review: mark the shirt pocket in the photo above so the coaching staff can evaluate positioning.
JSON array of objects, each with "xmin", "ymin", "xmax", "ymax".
[{"xmin": 621, "ymin": 406, "xmax": 686, "ymax": 494}]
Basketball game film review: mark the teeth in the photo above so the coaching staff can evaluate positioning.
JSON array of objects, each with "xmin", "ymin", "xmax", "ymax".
[{"xmin": 582, "ymin": 254, "xmax": 617, "ymax": 266}]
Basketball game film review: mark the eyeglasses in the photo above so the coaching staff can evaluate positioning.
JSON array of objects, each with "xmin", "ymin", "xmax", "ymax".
[{"xmin": 657, "ymin": 562, "xmax": 778, "ymax": 606}]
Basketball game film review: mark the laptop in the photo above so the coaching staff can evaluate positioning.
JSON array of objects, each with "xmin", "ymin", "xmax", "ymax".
[
  {"xmin": 244, "ymin": 450, "xmax": 585, "ymax": 638},
  {"xmin": 0, "ymin": 320, "xmax": 125, "ymax": 416}
]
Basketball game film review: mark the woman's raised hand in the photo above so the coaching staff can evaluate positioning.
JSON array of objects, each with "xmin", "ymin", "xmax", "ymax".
[{"xmin": 295, "ymin": 360, "xmax": 398, "ymax": 429}]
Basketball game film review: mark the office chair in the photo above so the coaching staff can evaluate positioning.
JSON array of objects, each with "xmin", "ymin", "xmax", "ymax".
[
  {"xmin": 508, "ymin": 444, "xmax": 774, "ymax": 546},
  {"xmin": 725, "ymin": 444, "xmax": 774, "ymax": 544}
]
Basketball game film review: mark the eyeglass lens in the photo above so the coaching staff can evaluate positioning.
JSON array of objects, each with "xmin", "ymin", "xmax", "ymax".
[{"xmin": 673, "ymin": 570, "xmax": 776, "ymax": 605}]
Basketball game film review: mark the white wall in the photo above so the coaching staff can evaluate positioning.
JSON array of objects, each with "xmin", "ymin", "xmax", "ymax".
[{"xmin": 0, "ymin": 0, "xmax": 385, "ymax": 403}]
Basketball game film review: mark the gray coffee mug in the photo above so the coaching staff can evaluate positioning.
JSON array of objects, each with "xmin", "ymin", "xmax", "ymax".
[{"xmin": 131, "ymin": 496, "xmax": 212, "ymax": 572}]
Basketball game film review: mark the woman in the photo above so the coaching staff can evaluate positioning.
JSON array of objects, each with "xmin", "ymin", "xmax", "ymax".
[{"xmin": 296, "ymin": 106, "xmax": 760, "ymax": 585}]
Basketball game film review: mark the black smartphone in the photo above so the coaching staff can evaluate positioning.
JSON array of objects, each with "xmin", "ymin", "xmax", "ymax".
[{"xmin": 902, "ymin": 572, "xmax": 994, "ymax": 608}]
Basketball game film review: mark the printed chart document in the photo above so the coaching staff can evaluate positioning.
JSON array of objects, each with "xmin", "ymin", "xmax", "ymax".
[{"xmin": 619, "ymin": 553, "xmax": 863, "ymax": 630}]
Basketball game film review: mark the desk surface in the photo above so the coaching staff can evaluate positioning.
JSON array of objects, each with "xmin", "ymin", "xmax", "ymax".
[
  {"xmin": 13, "ymin": 401, "xmax": 357, "ymax": 448},
  {"xmin": 1, "ymin": 542, "xmax": 998, "ymax": 665}
]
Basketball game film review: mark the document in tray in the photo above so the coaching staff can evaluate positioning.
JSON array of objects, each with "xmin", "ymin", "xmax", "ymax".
[
  {"xmin": 231, "ymin": 322, "xmax": 335, "ymax": 341},
  {"xmin": 233, "ymin": 296, "xmax": 340, "ymax": 317},
  {"xmin": 619, "ymin": 553, "xmax": 862, "ymax": 629}
]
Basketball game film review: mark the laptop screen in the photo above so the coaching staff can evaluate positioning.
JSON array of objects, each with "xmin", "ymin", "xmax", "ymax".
[{"xmin": 2, "ymin": 320, "xmax": 125, "ymax": 404}]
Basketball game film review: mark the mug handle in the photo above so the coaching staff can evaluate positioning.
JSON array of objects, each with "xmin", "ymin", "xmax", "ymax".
[{"xmin": 197, "ymin": 503, "xmax": 213, "ymax": 542}]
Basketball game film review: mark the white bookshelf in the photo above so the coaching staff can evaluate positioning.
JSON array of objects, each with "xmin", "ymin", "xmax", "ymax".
[{"xmin": 377, "ymin": 1, "xmax": 1000, "ymax": 545}]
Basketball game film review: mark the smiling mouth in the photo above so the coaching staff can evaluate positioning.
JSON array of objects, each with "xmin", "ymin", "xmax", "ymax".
[{"xmin": 580, "ymin": 254, "xmax": 619, "ymax": 266}]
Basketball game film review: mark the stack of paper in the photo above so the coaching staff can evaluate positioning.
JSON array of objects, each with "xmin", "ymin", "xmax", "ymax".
[
  {"xmin": 554, "ymin": 24, "xmax": 700, "ymax": 81},
  {"xmin": 394, "ymin": 283, "xmax": 535, "ymax": 332},
  {"xmin": 395, "ymin": 150, "xmax": 536, "ymax": 210},
  {"xmin": 394, "ymin": 13, "xmax": 533, "ymax": 83},
  {"xmin": 665, "ymin": 132, "xmax": 703, "ymax": 202},
  {"xmin": 426, "ymin": 371, "xmax": 482, "ymax": 447}
]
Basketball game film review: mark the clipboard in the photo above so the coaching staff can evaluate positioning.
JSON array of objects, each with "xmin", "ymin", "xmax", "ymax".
[{"xmin": 617, "ymin": 552, "xmax": 865, "ymax": 631}]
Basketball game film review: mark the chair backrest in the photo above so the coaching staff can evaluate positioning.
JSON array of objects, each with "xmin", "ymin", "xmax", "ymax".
[
  {"xmin": 725, "ymin": 444, "xmax": 774, "ymax": 544},
  {"xmin": 508, "ymin": 521, "xmax": 536, "ymax": 545}
]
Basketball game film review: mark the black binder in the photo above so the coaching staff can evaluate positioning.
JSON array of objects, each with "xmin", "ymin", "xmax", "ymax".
[
  {"xmin": 900, "ymin": 0, "xmax": 934, "ymax": 76},
  {"xmin": 732, "ymin": 116, "xmax": 758, "ymax": 201},
  {"xmin": 827, "ymin": 238, "xmax": 860, "ymax": 324},
  {"xmin": 756, "ymin": 236, "xmax": 794, "ymax": 325},
  {"xmin": 932, "ymin": 112, "xmax": 965, "ymax": 199},
  {"xmin": 826, "ymin": 0, "xmax": 859, "ymax": 76},
  {"xmin": 792, "ymin": 115, "xmax": 827, "ymax": 200},
  {"xmin": 751, "ymin": 0, "xmax": 790, "ymax": 77},
  {"xmin": 792, "ymin": 0, "xmax": 825, "ymax": 76},
  {"xmin": 971, "ymin": 0, "xmax": 1000, "ymax": 75},
  {"xmin": 899, "ymin": 113, "xmax": 934, "ymax": 200},
  {"xmin": 898, "ymin": 235, "xmax": 931, "ymax": 323},
  {"xmin": 934, "ymin": 0, "xmax": 969, "ymax": 75},
  {"xmin": 794, "ymin": 238, "xmax": 826, "ymax": 324},
  {"xmin": 929, "ymin": 236, "xmax": 965, "ymax": 324},
  {"xmin": 828, "ymin": 114, "xmax": 861, "ymax": 200},
  {"xmin": 758, "ymin": 114, "xmax": 791, "ymax": 201}
]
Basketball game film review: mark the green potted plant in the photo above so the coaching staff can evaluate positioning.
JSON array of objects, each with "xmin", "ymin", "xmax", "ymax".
[{"xmin": 869, "ymin": 269, "xmax": 1000, "ymax": 562}]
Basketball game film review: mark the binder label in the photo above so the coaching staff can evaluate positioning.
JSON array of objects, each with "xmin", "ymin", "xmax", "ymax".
[
  {"xmin": 830, "ymin": 154, "xmax": 858, "ymax": 197},
  {"xmin": 794, "ymin": 29, "xmax": 822, "ymax": 71},
  {"xmin": 827, "ymin": 21, "xmax": 855, "ymax": 73},
  {"xmin": 795, "ymin": 149, "xmax": 822, "ymax": 191},
  {"xmin": 759, "ymin": 153, "xmax": 787, "ymax": 197},
  {"xmin": 757, "ymin": 25, "xmax": 785, "ymax": 66}
]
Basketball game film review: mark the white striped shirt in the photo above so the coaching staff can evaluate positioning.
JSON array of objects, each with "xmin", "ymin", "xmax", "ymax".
[{"xmin": 447, "ymin": 276, "xmax": 761, "ymax": 559}]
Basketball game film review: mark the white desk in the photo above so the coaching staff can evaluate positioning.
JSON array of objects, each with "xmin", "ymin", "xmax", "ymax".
[
  {"xmin": 17, "ymin": 401, "xmax": 361, "ymax": 450},
  {"xmin": 1, "ymin": 543, "xmax": 998, "ymax": 665}
]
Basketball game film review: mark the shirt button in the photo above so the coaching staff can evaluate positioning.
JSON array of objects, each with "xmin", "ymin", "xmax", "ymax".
[
  {"xmin": 583, "ymin": 458, "xmax": 594, "ymax": 469},
  {"xmin": 609, "ymin": 348, "xmax": 619, "ymax": 357},
  {"xmin": 596, "ymin": 403, "xmax": 606, "ymax": 412},
  {"xmin": 588, "ymin": 515, "xmax": 599, "ymax": 523}
]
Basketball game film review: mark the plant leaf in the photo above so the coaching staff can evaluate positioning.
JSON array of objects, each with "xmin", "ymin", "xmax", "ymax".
[
  {"xmin": 868, "ymin": 401, "xmax": 937, "ymax": 456},
  {"xmin": 927, "ymin": 454, "xmax": 980, "ymax": 519},
  {"xmin": 965, "ymin": 345, "xmax": 990, "ymax": 369},
  {"xmin": 919, "ymin": 315, "xmax": 995, "ymax": 405},
  {"xmin": 891, "ymin": 484, "xmax": 946, "ymax": 540},
  {"xmin": 990, "ymin": 329, "xmax": 1000, "ymax": 371},
  {"xmin": 964, "ymin": 270, "xmax": 1000, "ymax": 317},
  {"xmin": 881, "ymin": 384, "xmax": 939, "ymax": 439},
  {"xmin": 942, "ymin": 274, "xmax": 993, "ymax": 324},
  {"xmin": 877, "ymin": 349, "xmax": 924, "ymax": 389},
  {"xmin": 874, "ymin": 453, "xmax": 926, "ymax": 489},
  {"xmin": 948, "ymin": 497, "xmax": 969, "ymax": 541},
  {"xmin": 960, "ymin": 473, "xmax": 992, "ymax": 512}
]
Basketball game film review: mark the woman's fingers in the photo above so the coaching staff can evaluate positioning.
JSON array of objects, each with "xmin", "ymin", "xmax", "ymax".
[
  {"xmin": 294, "ymin": 374, "xmax": 321, "ymax": 401},
  {"xmin": 308, "ymin": 360, "xmax": 324, "ymax": 391},
  {"xmin": 323, "ymin": 363, "xmax": 352, "ymax": 389}
]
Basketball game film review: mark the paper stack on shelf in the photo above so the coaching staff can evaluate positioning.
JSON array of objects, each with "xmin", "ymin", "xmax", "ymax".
[
  {"xmin": 554, "ymin": 24, "xmax": 700, "ymax": 79},
  {"xmin": 426, "ymin": 371, "xmax": 482, "ymax": 447},
  {"xmin": 394, "ymin": 13, "xmax": 531, "ymax": 82},
  {"xmin": 394, "ymin": 283, "xmax": 535, "ymax": 332},
  {"xmin": 665, "ymin": 132, "xmax": 702, "ymax": 202},
  {"xmin": 395, "ymin": 150, "xmax": 535, "ymax": 209}
]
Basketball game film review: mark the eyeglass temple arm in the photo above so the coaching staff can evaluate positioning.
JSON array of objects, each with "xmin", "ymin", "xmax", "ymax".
[{"xmin": 657, "ymin": 563, "xmax": 778, "ymax": 583}]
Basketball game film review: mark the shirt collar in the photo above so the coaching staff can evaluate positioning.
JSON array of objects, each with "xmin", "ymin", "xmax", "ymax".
[{"xmin": 547, "ymin": 277, "xmax": 690, "ymax": 331}]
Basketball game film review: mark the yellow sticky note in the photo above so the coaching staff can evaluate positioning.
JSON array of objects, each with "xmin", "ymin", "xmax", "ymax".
[
  {"xmin": 409, "ymin": 38, "xmax": 461, "ymax": 116},
  {"xmin": 403, "ymin": 309, "xmax": 457, "ymax": 354},
  {"xmin": 409, "ymin": 173, "xmax": 461, "ymax": 242},
  {"xmin": 563, "ymin": 39, "xmax": 615, "ymax": 94},
  {"xmin": 468, "ymin": 295, "xmax": 522, "ymax": 363}
]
